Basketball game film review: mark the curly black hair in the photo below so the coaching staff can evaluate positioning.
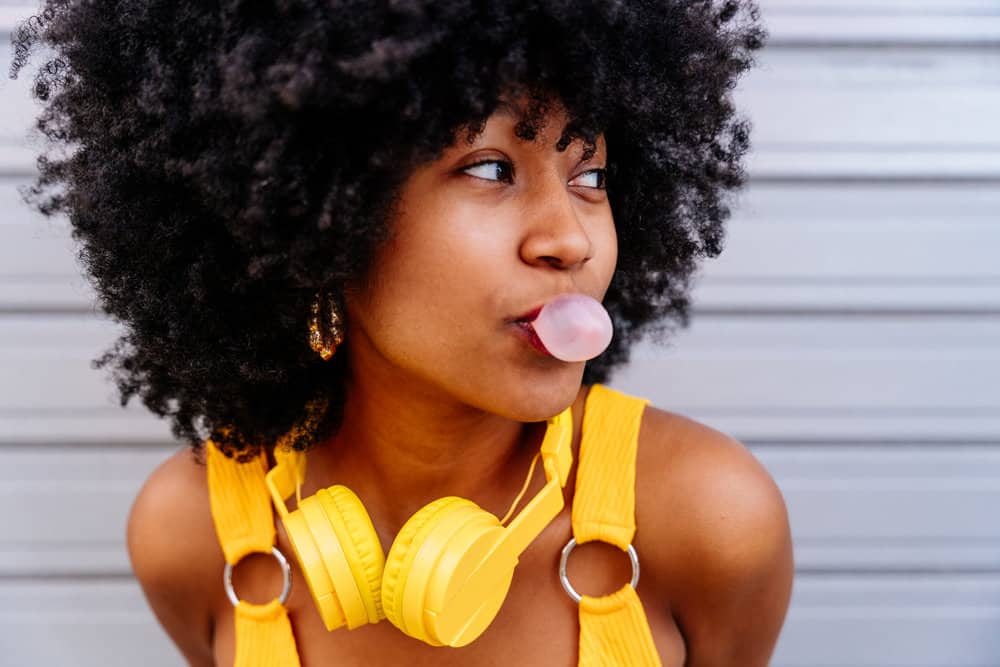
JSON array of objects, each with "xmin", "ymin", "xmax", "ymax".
[{"xmin": 10, "ymin": 0, "xmax": 765, "ymax": 460}]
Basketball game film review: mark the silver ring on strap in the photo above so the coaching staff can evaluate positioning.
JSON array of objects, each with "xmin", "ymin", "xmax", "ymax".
[
  {"xmin": 559, "ymin": 537, "xmax": 640, "ymax": 605},
  {"xmin": 223, "ymin": 546, "xmax": 292, "ymax": 607}
]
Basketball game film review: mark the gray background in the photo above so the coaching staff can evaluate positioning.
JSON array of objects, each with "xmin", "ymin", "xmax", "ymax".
[{"xmin": 2, "ymin": 0, "xmax": 999, "ymax": 664}]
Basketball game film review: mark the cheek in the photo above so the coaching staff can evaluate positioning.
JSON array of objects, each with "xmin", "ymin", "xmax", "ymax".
[
  {"xmin": 352, "ymin": 211, "xmax": 513, "ymax": 343},
  {"xmin": 387, "ymin": 223, "xmax": 511, "ymax": 312}
]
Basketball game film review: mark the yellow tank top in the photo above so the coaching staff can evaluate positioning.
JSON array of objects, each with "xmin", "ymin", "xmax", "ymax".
[{"xmin": 206, "ymin": 384, "xmax": 662, "ymax": 666}]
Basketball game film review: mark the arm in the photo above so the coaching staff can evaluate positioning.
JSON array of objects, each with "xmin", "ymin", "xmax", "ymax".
[
  {"xmin": 127, "ymin": 449, "xmax": 219, "ymax": 667},
  {"xmin": 638, "ymin": 411, "xmax": 794, "ymax": 666}
]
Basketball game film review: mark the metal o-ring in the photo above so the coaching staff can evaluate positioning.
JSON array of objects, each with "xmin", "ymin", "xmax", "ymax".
[
  {"xmin": 223, "ymin": 546, "xmax": 292, "ymax": 607},
  {"xmin": 559, "ymin": 537, "xmax": 640, "ymax": 605}
]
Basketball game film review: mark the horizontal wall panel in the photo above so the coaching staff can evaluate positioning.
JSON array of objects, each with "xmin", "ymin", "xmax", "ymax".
[
  {"xmin": 738, "ymin": 45, "xmax": 1000, "ymax": 179},
  {"xmin": 747, "ymin": 149, "xmax": 1000, "ymax": 181},
  {"xmin": 0, "ymin": 412, "xmax": 174, "ymax": 444},
  {"xmin": 1, "ymin": 218, "xmax": 80, "ymax": 274},
  {"xmin": 0, "ymin": 578, "xmax": 179, "ymax": 667},
  {"xmin": 772, "ymin": 574, "xmax": 1000, "ymax": 667},
  {"xmin": 751, "ymin": 444, "xmax": 1000, "ymax": 571},
  {"xmin": 0, "ymin": 445, "xmax": 174, "ymax": 576},
  {"xmin": 717, "ymin": 187, "xmax": 1000, "ymax": 278},
  {"xmin": 615, "ymin": 314, "xmax": 1000, "ymax": 441},
  {"xmin": 0, "ymin": 145, "xmax": 36, "ymax": 176},
  {"xmin": 762, "ymin": 0, "xmax": 1000, "ymax": 45},
  {"xmin": 767, "ymin": 18, "xmax": 1000, "ymax": 46},
  {"xmin": 737, "ymin": 48, "xmax": 1000, "ymax": 154},
  {"xmin": 0, "ymin": 314, "xmax": 177, "ymax": 442},
  {"xmin": 0, "ymin": 281, "xmax": 95, "ymax": 311},
  {"xmin": 712, "ymin": 414, "xmax": 1000, "ymax": 444},
  {"xmin": 699, "ymin": 182, "xmax": 1000, "ymax": 311},
  {"xmin": 1, "ymin": 413, "xmax": 174, "ymax": 445},
  {"xmin": 0, "ymin": 178, "xmax": 97, "ymax": 310},
  {"xmin": 0, "ymin": 316, "xmax": 130, "ymax": 410},
  {"xmin": 736, "ymin": 182, "xmax": 1000, "ymax": 226},
  {"xmin": 693, "ymin": 284, "xmax": 1000, "ymax": 313},
  {"xmin": 764, "ymin": 0, "xmax": 1000, "ymax": 12}
]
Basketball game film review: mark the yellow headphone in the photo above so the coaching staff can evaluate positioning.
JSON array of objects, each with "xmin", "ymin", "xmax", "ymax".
[{"xmin": 265, "ymin": 407, "xmax": 573, "ymax": 647}]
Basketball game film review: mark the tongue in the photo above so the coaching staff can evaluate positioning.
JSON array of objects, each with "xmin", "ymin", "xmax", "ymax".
[{"xmin": 532, "ymin": 294, "xmax": 613, "ymax": 362}]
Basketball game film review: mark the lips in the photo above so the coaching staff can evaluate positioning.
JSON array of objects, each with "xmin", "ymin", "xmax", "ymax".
[
  {"xmin": 513, "ymin": 306, "xmax": 543, "ymax": 324},
  {"xmin": 512, "ymin": 318, "xmax": 552, "ymax": 356}
]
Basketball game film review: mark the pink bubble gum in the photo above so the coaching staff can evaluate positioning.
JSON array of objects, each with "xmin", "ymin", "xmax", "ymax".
[{"xmin": 532, "ymin": 293, "xmax": 613, "ymax": 362}]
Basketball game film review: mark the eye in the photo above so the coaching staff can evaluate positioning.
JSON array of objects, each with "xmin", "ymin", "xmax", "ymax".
[
  {"xmin": 461, "ymin": 159, "xmax": 515, "ymax": 184},
  {"xmin": 570, "ymin": 168, "xmax": 607, "ymax": 190}
]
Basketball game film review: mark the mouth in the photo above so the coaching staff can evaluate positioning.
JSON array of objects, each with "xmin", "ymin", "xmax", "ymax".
[{"xmin": 512, "ymin": 318, "xmax": 553, "ymax": 357}]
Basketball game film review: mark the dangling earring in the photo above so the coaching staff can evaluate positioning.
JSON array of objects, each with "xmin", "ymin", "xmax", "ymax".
[{"xmin": 308, "ymin": 291, "xmax": 345, "ymax": 361}]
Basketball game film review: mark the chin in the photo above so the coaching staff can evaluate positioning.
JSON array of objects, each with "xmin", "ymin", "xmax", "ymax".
[{"xmin": 492, "ymin": 365, "xmax": 585, "ymax": 422}]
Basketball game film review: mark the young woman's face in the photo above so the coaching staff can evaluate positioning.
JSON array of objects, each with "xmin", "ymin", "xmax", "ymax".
[{"xmin": 344, "ymin": 103, "xmax": 617, "ymax": 419}]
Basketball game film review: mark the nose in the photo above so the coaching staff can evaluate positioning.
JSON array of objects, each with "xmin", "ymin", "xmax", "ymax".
[{"xmin": 519, "ymin": 183, "xmax": 593, "ymax": 271}]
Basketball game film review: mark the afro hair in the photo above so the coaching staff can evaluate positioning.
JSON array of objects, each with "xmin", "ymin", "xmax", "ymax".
[{"xmin": 10, "ymin": 0, "xmax": 765, "ymax": 459}]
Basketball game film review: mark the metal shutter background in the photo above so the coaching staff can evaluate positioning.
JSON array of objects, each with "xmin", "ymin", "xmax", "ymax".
[{"xmin": 1, "ymin": 1, "xmax": 998, "ymax": 664}]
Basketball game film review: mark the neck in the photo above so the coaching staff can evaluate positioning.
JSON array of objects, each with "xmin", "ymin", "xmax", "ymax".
[{"xmin": 307, "ymin": 360, "xmax": 549, "ymax": 536}]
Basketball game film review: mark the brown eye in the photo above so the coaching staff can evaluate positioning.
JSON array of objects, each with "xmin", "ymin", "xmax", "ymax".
[{"xmin": 462, "ymin": 160, "xmax": 515, "ymax": 184}]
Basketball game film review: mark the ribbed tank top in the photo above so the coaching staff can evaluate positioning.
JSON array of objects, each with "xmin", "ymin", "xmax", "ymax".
[{"xmin": 206, "ymin": 383, "xmax": 662, "ymax": 666}]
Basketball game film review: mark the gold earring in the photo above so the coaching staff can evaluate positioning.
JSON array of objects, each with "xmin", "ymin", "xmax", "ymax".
[{"xmin": 308, "ymin": 291, "xmax": 345, "ymax": 361}]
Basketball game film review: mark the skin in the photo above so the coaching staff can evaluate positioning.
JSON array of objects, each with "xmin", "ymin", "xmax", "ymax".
[{"xmin": 127, "ymin": 102, "xmax": 794, "ymax": 666}]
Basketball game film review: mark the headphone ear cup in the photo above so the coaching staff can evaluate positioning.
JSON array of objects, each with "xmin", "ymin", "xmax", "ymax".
[
  {"xmin": 316, "ymin": 486, "xmax": 386, "ymax": 623},
  {"xmin": 292, "ymin": 485, "xmax": 385, "ymax": 630},
  {"xmin": 382, "ymin": 497, "xmax": 513, "ymax": 647},
  {"xmin": 381, "ymin": 496, "xmax": 468, "ymax": 643},
  {"xmin": 281, "ymin": 497, "xmax": 347, "ymax": 630}
]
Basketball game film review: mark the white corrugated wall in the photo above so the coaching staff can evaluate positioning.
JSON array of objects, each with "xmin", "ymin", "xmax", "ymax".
[{"xmin": 1, "ymin": 1, "xmax": 998, "ymax": 665}]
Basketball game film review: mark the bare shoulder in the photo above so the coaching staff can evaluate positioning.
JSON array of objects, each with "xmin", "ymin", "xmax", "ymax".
[
  {"xmin": 634, "ymin": 405, "xmax": 794, "ymax": 666},
  {"xmin": 127, "ymin": 446, "xmax": 221, "ymax": 666},
  {"xmin": 634, "ymin": 406, "xmax": 790, "ymax": 575}
]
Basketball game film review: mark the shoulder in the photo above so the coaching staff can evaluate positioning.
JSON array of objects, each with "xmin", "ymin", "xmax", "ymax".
[
  {"xmin": 127, "ymin": 446, "xmax": 220, "ymax": 666},
  {"xmin": 634, "ymin": 404, "xmax": 793, "ymax": 666},
  {"xmin": 633, "ymin": 405, "xmax": 790, "ymax": 576}
]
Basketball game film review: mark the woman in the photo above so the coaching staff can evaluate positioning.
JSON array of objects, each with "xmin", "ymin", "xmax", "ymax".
[{"xmin": 11, "ymin": 1, "xmax": 791, "ymax": 664}]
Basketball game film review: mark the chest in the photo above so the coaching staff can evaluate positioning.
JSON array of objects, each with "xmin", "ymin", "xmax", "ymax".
[{"xmin": 210, "ymin": 511, "xmax": 687, "ymax": 666}]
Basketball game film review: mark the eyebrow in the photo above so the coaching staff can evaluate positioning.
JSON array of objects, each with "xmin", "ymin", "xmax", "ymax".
[{"xmin": 481, "ymin": 101, "xmax": 603, "ymax": 158}]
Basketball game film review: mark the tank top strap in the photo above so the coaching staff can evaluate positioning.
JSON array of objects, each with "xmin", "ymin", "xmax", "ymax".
[
  {"xmin": 571, "ymin": 383, "xmax": 648, "ymax": 548},
  {"xmin": 572, "ymin": 384, "xmax": 663, "ymax": 667},
  {"xmin": 206, "ymin": 441, "xmax": 302, "ymax": 667}
]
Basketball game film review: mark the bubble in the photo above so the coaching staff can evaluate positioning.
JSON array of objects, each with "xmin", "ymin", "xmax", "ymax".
[{"xmin": 532, "ymin": 293, "xmax": 613, "ymax": 362}]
